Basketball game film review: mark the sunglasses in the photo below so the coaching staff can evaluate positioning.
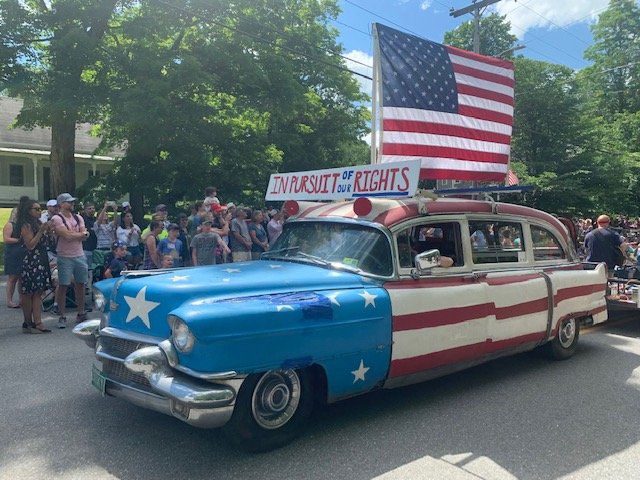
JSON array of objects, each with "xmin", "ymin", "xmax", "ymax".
[{"xmin": 31, "ymin": 206, "xmax": 42, "ymax": 211}]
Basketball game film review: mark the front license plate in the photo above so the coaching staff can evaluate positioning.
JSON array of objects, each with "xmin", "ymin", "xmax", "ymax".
[{"xmin": 91, "ymin": 364, "xmax": 107, "ymax": 396}]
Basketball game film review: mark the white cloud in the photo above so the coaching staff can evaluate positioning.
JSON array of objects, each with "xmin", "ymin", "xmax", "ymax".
[
  {"xmin": 344, "ymin": 49, "xmax": 373, "ymax": 97},
  {"xmin": 420, "ymin": 0, "xmax": 432, "ymax": 11},
  {"xmin": 495, "ymin": 0, "xmax": 609, "ymax": 35}
]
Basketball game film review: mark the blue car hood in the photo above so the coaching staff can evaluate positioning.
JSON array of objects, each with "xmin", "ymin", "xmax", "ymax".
[{"xmin": 100, "ymin": 260, "xmax": 380, "ymax": 337}]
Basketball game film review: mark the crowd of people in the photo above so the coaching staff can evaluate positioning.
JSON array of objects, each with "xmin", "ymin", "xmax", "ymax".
[{"xmin": 2, "ymin": 186, "xmax": 286, "ymax": 334}]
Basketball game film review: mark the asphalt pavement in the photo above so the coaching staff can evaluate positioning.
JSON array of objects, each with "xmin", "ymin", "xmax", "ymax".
[{"xmin": 1, "ymin": 275, "xmax": 640, "ymax": 480}]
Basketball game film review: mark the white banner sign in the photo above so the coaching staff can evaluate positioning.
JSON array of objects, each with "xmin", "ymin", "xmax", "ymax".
[{"xmin": 265, "ymin": 160, "xmax": 421, "ymax": 201}]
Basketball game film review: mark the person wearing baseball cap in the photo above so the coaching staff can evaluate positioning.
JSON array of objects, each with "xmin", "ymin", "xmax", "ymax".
[
  {"xmin": 157, "ymin": 222, "xmax": 184, "ymax": 266},
  {"xmin": 584, "ymin": 214, "xmax": 629, "ymax": 272},
  {"xmin": 40, "ymin": 199, "xmax": 59, "ymax": 223},
  {"xmin": 50, "ymin": 192, "xmax": 90, "ymax": 328},
  {"xmin": 104, "ymin": 240, "xmax": 129, "ymax": 278}
]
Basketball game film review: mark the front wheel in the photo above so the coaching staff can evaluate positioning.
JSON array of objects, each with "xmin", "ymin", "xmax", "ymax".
[
  {"xmin": 224, "ymin": 368, "xmax": 315, "ymax": 452},
  {"xmin": 547, "ymin": 317, "xmax": 580, "ymax": 360}
]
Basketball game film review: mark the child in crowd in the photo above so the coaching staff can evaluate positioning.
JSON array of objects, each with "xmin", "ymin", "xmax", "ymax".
[
  {"xmin": 104, "ymin": 241, "xmax": 128, "ymax": 278},
  {"xmin": 160, "ymin": 254, "xmax": 175, "ymax": 269},
  {"xmin": 191, "ymin": 219, "xmax": 230, "ymax": 266}
]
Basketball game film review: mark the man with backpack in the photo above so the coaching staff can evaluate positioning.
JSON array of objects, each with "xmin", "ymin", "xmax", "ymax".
[
  {"xmin": 51, "ymin": 193, "xmax": 90, "ymax": 329},
  {"xmin": 584, "ymin": 214, "xmax": 628, "ymax": 272}
]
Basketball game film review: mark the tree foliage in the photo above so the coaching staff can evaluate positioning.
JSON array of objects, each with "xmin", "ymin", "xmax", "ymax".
[{"xmin": 444, "ymin": 12, "xmax": 517, "ymax": 57}]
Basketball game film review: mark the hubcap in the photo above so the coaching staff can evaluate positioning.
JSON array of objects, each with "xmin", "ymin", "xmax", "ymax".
[
  {"xmin": 251, "ymin": 370, "xmax": 301, "ymax": 430},
  {"xmin": 558, "ymin": 319, "xmax": 576, "ymax": 348}
]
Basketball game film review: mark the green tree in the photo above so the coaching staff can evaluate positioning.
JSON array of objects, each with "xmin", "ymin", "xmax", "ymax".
[
  {"xmin": 0, "ymin": 0, "xmax": 121, "ymax": 194},
  {"xmin": 584, "ymin": 0, "xmax": 640, "ymax": 116},
  {"xmin": 444, "ymin": 12, "xmax": 517, "ymax": 57},
  {"xmin": 93, "ymin": 0, "xmax": 368, "ymax": 209}
]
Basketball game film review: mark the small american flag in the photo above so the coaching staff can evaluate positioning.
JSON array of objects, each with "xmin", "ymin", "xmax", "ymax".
[
  {"xmin": 507, "ymin": 168, "xmax": 519, "ymax": 186},
  {"xmin": 374, "ymin": 23, "xmax": 514, "ymax": 182}
]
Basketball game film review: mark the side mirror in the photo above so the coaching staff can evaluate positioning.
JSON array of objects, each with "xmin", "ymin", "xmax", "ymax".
[{"xmin": 415, "ymin": 249, "xmax": 441, "ymax": 273}]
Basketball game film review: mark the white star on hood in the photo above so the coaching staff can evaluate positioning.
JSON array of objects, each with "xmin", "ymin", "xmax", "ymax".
[
  {"xmin": 124, "ymin": 286, "xmax": 160, "ymax": 329},
  {"xmin": 223, "ymin": 268, "xmax": 241, "ymax": 273},
  {"xmin": 170, "ymin": 275, "xmax": 189, "ymax": 282},
  {"xmin": 351, "ymin": 359, "xmax": 370, "ymax": 383},
  {"xmin": 327, "ymin": 292, "xmax": 341, "ymax": 306},
  {"xmin": 359, "ymin": 290, "xmax": 377, "ymax": 308}
]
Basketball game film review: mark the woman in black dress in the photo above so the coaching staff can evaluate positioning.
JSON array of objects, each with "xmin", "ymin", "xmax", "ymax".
[
  {"xmin": 16, "ymin": 196, "xmax": 53, "ymax": 333},
  {"xmin": 3, "ymin": 207, "xmax": 25, "ymax": 308}
]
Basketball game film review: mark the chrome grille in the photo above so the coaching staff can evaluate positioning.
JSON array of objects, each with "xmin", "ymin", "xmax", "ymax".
[
  {"xmin": 98, "ymin": 334, "xmax": 156, "ymax": 390},
  {"xmin": 101, "ymin": 358, "xmax": 151, "ymax": 388},
  {"xmin": 100, "ymin": 335, "xmax": 154, "ymax": 359}
]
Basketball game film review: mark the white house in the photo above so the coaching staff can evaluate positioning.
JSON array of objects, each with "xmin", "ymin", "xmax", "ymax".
[{"xmin": 0, "ymin": 96, "xmax": 118, "ymax": 205}]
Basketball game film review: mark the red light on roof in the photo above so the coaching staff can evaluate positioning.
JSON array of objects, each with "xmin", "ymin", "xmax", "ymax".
[
  {"xmin": 353, "ymin": 197, "xmax": 372, "ymax": 216},
  {"xmin": 283, "ymin": 200, "xmax": 300, "ymax": 216}
]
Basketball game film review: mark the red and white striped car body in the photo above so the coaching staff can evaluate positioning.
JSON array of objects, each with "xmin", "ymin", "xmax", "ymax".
[{"xmin": 288, "ymin": 195, "xmax": 608, "ymax": 389}]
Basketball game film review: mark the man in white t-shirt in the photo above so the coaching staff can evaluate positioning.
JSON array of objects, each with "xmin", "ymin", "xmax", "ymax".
[
  {"xmin": 40, "ymin": 199, "xmax": 59, "ymax": 223},
  {"xmin": 51, "ymin": 193, "xmax": 90, "ymax": 329}
]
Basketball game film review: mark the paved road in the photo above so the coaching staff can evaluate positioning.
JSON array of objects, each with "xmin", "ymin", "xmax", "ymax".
[{"xmin": 1, "ymin": 277, "xmax": 640, "ymax": 480}]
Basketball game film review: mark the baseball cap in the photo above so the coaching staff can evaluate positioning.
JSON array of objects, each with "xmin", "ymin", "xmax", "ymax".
[
  {"xmin": 167, "ymin": 222, "xmax": 180, "ymax": 231},
  {"xmin": 46, "ymin": 199, "xmax": 58, "ymax": 207},
  {"xmin": 227, "ymin": 202, "xmax": 236, "ymax": 208},
  {"xmin": 155, "ymin": 204, "xmax": 168, "ymax": 212},
  {"xmin": 212, "ymin": 203, "xmax": 227, "ymax": 213},
  {"xmin": 122, "ymin": 201, "xmax": 131, "ymax": 208},
  {"xmin": 201, "ymin": 219, "xmax": 213, "ymax": 225},
  {"xmin": 112, "ymin": 240, "xmax": 127, "ymax": 249},
  {"xmin": 269, "ymin": 208, "xmax": 278, "ymax": 216},
  {"xmin": 57, "ymin": 193, "xmax": 77, "ymax": 204}
]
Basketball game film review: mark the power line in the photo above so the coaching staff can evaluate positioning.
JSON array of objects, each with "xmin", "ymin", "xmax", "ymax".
[{"xmin": 515, "ymin": 1, "xmax": 591, "ymax": 46}]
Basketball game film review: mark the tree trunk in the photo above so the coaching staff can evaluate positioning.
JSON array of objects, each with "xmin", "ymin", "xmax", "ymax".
[
  {"xmin": 50, "ymin": 116, "xmax": 77, "ymax": 195},
  {"xmin": 130, "ymin": 189, "xmax": 145, "ymax": 227}
]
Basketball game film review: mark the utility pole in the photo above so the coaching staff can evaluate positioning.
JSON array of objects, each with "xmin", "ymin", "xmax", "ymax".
[{"xmin": 450, "ymin": 0, "xmax": 502, "ymax": 53}]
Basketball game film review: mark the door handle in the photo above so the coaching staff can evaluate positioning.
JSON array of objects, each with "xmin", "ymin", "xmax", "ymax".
[{"xmin": 464, "ymin": 272, "xmax": 488, "ymax": 281}]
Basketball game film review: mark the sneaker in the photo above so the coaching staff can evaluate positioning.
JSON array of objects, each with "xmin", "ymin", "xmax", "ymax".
[
  {"xmin": 57, "ymin": 316, "xmax": 67, "ymax": 329},
  {"xmin": 52, "ymin": 304, "xmax": 60, "ymax": 315}
]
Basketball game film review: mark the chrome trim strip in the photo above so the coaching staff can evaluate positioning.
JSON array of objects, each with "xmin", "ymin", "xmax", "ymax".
[
  {"xmin": 158, "ymin": 340, "xmax": 238, "ymax": 380},
  {"xmin": 100, "ymin": 326, "xmax": 165, "ymax": 345}
]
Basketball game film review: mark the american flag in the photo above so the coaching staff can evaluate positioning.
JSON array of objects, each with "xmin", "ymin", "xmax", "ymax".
[
  {"xmin": 507, "ymin": 168, "xmax": 519, "ymax": 186},
  {"xmin": 374, "ymin": 23, "xmax": 514, "ymax": 182}
]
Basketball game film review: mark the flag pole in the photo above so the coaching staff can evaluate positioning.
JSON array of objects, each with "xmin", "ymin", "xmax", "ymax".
[{"xmin": 371, "ymin": 23, "xmax": 381, "ymax": 165}]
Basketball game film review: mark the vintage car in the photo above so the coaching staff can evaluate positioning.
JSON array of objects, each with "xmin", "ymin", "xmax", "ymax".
[{"xmin": 74, "ymin": 195, "xmax": 608, "ymax": 452}]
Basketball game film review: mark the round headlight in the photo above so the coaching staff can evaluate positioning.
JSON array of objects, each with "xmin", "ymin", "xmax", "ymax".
[
  {"xmin": 93, "ymin": 289, "xmax": 106, "ymax": 311},
  {"xmin": 170, "ymin": 315, "xmax": 195, "ymax": 353}
]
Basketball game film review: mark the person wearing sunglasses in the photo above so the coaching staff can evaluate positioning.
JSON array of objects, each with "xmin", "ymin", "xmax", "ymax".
[{"xmin": 16, "ymin": 196, "xmax": 53, "ymax": 333}]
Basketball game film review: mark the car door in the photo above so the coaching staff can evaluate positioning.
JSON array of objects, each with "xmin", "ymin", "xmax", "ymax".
[
  {"xmin": 384, "ymin": 218, "xmax": 493, "ymax": 388},
  {"xmin": 467, "ymin": 217, "xmax": 550, "ymax": 356}
]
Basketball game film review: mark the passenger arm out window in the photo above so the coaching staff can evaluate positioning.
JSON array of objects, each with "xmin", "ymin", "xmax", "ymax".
[{"xmin": 396, "ymin": 222, "xmax": 464, "ymax": 268}]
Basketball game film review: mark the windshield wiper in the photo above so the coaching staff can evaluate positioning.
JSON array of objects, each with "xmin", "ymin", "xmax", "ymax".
[{"xmin": 261, "ymin": 247, "xmax": 329, "ymax": 266}]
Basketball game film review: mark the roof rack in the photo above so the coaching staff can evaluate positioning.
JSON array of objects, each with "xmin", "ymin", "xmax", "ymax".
[{"xmin": 433, "ymin": 185, "xmax": 534, "ymax": 196}]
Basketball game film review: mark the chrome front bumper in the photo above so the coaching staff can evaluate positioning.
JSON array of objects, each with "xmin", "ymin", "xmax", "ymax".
[{"xmin": 73, "ymin": 320, "xmax": 239, "ymax": 428}]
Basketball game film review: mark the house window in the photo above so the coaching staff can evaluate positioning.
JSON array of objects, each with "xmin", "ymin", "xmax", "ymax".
[{"xmin": 9, "ymin": 165, "xmax": 24, "ymax": 186}]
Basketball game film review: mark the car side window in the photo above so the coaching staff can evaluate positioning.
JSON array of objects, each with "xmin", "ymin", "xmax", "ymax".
[
  {"xmin": 531, "ymin": 225, "xmax": 565, "ymax": 261},
  {"xmin": 469, "ymin": 221, "xmax": 524, "ymax": 264},
  {"xmin": 397, "ymin": 221, "xmax": 464, "ymax": 268}
]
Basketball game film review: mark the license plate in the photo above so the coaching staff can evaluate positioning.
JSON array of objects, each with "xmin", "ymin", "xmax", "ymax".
[{"xmin": 91, "ymin": 364, "xmax": 107, "ymax": 396}]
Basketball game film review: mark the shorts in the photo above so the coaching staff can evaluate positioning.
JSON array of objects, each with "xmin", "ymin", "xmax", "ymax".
[{"xmin": 57, "ymin": 255, "xmax": 88, "ymax": 286}]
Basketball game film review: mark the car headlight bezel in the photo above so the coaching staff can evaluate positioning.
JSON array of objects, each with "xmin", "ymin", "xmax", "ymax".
[
  {"xmin": 169, "ymin": 315, "xmax": 195, "ymax": 353},
  {"xmin": 93, "ymin": 288, "xmax": 106, "ymax": 311}
]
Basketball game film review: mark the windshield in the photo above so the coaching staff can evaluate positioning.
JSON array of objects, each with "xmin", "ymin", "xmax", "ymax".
[{"xmin": 264, "ymin": 221, "xmax": 393, "ymax": 276}]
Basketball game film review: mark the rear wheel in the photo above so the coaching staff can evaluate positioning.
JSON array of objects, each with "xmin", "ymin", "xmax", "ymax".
[
  {"xmin": 547, "ymin": 317, "xmax": 580, "ymax": 360},
  {"xmin": 224, "ymin": 368, "xmax": 315, "ymax": 452}
]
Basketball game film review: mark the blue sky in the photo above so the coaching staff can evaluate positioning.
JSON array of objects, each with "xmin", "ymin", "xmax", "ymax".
[{"xmin": 335, "ymin": 0, "xmax": 618, "ymax": 95}]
